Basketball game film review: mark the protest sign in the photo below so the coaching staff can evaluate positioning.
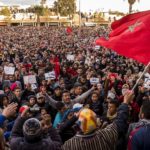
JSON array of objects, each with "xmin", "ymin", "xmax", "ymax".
[
  {"xmin": 4, "ymin": 66, "xmax": 15, "ymax": 75},
  {"xmin": 67, "ymin": 54, "xmax": 75, "ymax": 61},
  {"xmin": 23, "ymin": 75, "xmax": 37, "ymax": 85},
  {"xmin": 45, "ymin": 71, "xmax": 56, "ymax": 80},
  {"xmin": 90, "ymin": 78, "xmax": 100, "ymax": 85},
  {"xmin": 94, "ymin": 45, "xmax": 100, "ymax": 50}
]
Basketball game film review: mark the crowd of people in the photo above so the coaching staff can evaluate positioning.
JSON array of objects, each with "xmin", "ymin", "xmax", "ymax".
[{"xmin": 0, "ymin": 26, "xmax": 150, "ymax": 150}]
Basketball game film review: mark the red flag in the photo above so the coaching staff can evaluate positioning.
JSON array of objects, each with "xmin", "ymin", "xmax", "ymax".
[
  {"xmin": 96, "ymin": 10, "xmax": 150, "ymax": 65},
  {"xmin": 53, "ymin": 57, "xmax": 60, "ymax": 80},
  {"xmin": 66, "ymin": 27, "xmax": 73, "ymax": 34}
]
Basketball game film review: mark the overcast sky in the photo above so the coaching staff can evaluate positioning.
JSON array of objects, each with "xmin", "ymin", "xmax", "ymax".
[{"xmin": 0, "ymin": 0, "xmax": 150, "ymax": 13}]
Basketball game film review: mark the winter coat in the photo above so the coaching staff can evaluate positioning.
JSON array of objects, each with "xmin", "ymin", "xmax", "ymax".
[
  {"xmin": 10, "ymin": 116, "xmax": 62, "ymax": 150},
  {"xmin": 58, "ymin": 116, "xmax": 77, "ymax": 143}
]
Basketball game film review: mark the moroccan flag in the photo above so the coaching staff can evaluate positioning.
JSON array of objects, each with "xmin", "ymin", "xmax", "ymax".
[
  {"xmin": 96, "ymin": 10, "xmax": 150, "ymax": 65},
  {"xmin": 66, "ymin": 27, "xmax": 73, "ymax": 34}
]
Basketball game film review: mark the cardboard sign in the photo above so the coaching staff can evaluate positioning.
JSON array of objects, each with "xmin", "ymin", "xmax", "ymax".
[
  {"xmin": 23, "ymin": 75, "xmax": 37, "ymax": 85},
  {"xmin": 67, "ymin": 54, "xmax": 75, "ymax": 61},
  {"xmin": 90, "ymin": 78, "xmax": 99, "ymax": 85},
  {"xmin": 4, "ymin": 66, "xmax": 15, "ymax": 75},
  {"xmin": 45, "ymin": 71, "xmax": 56, "ymax": 80}
]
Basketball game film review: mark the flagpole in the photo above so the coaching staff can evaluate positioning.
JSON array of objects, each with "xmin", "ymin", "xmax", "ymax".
[{"xmin": 132, "ymin": 62, "xmax": 150, "ymax": 91}]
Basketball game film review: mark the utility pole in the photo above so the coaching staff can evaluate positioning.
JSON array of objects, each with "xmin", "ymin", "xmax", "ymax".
[{"xmin": 79, "ymin": 0, "xmax": 81, "ymax": 27}]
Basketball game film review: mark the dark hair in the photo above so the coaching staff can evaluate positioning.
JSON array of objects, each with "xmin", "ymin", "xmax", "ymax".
[
  {"xmin": 91, "ymin": 92, "xmax": 99, "ymax": 97},
  {"xmin": 78, "ymin": 66, "xmax": 84, "ymax": 70},
  {"xmin": 14, "ymin": 87, "xmax": 21, "ymax": 91},
  {"xmin": 56, "ymin": 102, "xmax": 65, "ymax": 111},
  {"xmin": 3, "ymin": 85, "xmax": 10, "ymax": 91},
  {"xmin": 0, "ymin": 94, "xmax": 9, "ymax": 107},
  {"xmin": 141, "ymin": 101, "xmax": 150, "ymax": 119},
  {"xmin": 40, "ymin": 107, "xmax": 49, "ymax": 113},
  {"xmin": 74, "ymin": 83, "xmax": 82, "ymax": 88},
  {"xmin": 62, "ymin": 90, "xmax": 70, "ymax": 95},
  {"xmin": 28, "ymin": 95, "xmax": 37, "ymax": 101},
  {"xmin": 109, "ymin": 100, "xmax": 119, "ymax": 108}
]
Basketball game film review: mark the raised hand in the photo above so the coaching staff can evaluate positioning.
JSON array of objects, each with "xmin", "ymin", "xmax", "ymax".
[{"xmin": 2, "ymin": 103, "xmax": 18, "ymax": 118}]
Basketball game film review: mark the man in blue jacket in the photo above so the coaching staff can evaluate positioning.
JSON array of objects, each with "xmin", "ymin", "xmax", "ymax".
[{"xmin": 128, "ymin": 101, "xmax": 150, "ymax": 150}]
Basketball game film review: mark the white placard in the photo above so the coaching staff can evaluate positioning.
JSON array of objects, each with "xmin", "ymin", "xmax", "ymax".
[
  {"xmin": 45, "ymin": 71, "xmax": 56, "ymax": 80},
  {"xmin": 94, "ymin": 45, "xmax": 100, "ymax": 50},
  {"xmin": 23, "ymin": 75, "xmax": 37, "ymax": 85},
  {"xmin": 4, "ymin": 66, "xmax": 15, "ymax": 75},
  {"xmin": 67, "ymin": 54, "xmax": 75, "ymax": 61},
  {"xmin": 90, "ymin": 78, "xmax": 99, "ymax": 85}
]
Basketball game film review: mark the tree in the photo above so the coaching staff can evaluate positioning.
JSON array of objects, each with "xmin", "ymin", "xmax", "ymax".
[
  {"xmin": 43, "ymin": 7, "xmax": 51, "ymax": 23},
  {"xmin": 53, "ymin": 0, "xmax": 76, "ymax": 17},
  {"xmin": 34, "ymin": 5, "xmax": 44, "ymax": 26},
  {"xmin": 34, "ymin": 5, "xmax": 51, "ymax": 26},
  {"xmin": 93, "ymin": 11, "xmax": 104, "ymax": 23},
  {"xmin": 0, "ymin": 7, "xmax": 11, "ymax": 16},
  {"xmin": 0, "ymin": 7, "xmax": 11, "ymax": 25},
  {"xmin": 43, "ymin": 7, "xmax": 51, "ymax": 16},
  {"xmin": 128, "ymin": 0, "xmax": 139, "ymax": 14}
]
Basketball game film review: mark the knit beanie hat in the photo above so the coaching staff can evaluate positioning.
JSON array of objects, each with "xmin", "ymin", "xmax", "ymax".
[
  {"xmin": 78, "ymin": 108, "xmax": 97, "ymax": 134},
  {"xmin": 10, "ymin": 83, "xmax": 17, "ymax": 91},
  {"xmin": 23, "ymin": 118, "xmax": 42, "ymax": 142}
]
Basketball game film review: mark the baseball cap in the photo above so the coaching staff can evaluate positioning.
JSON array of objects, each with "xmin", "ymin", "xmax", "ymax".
[{"xmin": 36, "ymin": 93, "xmax": 45, "ymax": 99}]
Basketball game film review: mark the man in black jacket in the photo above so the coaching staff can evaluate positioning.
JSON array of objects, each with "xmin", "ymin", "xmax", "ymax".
[{"xmin": 10, "ymin": 106, "xmax": 62, "ymax": 150}]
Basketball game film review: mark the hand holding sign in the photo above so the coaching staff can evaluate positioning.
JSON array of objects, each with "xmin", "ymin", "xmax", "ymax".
[
  {"xmin": 4, "ymin": 66, "xmax": 15, "ymax": 75},
  {"xmin": 45, "ymin": 71, "xmax": 56, "ymax": 80},
  {"xmin": 90, "ymin": 78, "xmax": 100, "ymax": 85},
  {"xmin": 23, "ymin": 75, "xmax": 37, "ymax": 85}
]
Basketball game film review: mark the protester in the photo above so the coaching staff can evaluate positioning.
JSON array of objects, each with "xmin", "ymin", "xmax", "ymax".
[
  {"xmin": 127, "ymin": 101, "xmax": 150, "ymax": 150},
  {"xmin": 0, "ymin": 25, "xmax": 149, "ymax": 150},
  {"xmin": 62, "ymin": 91, "xmax": 133, "ymax": 150},
  {"xmin": 10, "ymin": 106, "xmax": 62, "ymax": 150}
]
